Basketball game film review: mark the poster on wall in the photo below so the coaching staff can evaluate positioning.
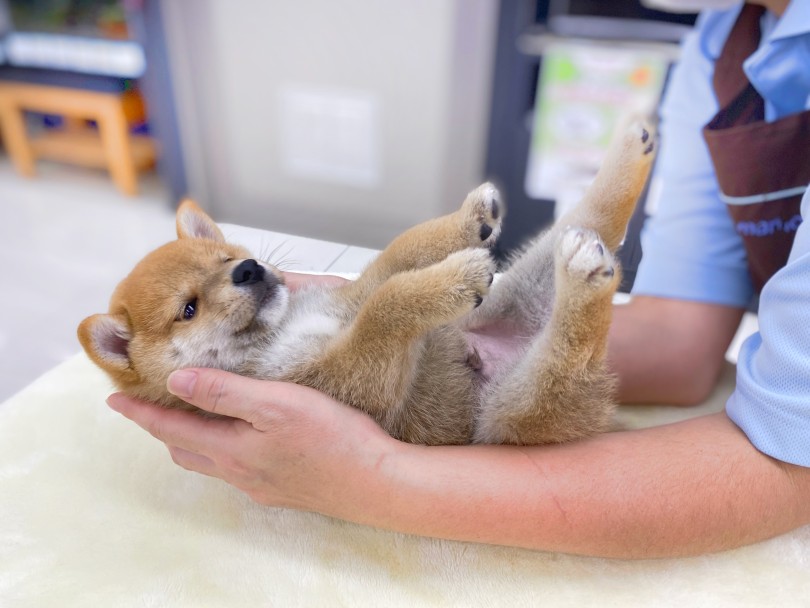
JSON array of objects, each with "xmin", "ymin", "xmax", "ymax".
[{"xmin": 524, "ymin": 41, "xmax": 670, "ymax": 218}]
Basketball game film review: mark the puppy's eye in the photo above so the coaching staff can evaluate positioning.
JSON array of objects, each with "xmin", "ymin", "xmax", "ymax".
[
  {"xmin": 222, "ymin": 256, "xmax": 233, "ymax": 264},
  {"xmin": 183, "ymin": 298, "xmax": 197, "ymax": 320}
]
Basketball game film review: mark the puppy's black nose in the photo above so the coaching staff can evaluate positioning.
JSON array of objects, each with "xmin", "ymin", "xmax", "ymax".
[{"xmin": 232, "ymin": 259, "xmax": 265, "ymax": 285}]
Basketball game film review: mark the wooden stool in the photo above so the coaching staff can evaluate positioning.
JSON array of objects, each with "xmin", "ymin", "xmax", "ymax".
[{"xmin": 0, "ymin": 82, "xmax": 157, "ymax": 196}]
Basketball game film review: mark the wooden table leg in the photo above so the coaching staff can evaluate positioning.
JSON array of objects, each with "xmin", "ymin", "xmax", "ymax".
[
  {"xmin": 0, "ymin": 93, "xmax": 37, "ymax": 177},
  {"xmin": 97, "ymin": 96, "xmax": 138, "ymax": 196}
]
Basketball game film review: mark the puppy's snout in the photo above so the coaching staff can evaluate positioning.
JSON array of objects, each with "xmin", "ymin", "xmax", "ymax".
[{"xmin": 232, "ymin": 259, "xmax": 265, "ymax": 285}]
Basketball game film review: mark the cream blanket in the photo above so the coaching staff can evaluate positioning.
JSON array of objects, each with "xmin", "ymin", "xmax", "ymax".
[{"xmin": 1, "ymin": 354, "xmax": 808, "ymax": 607}]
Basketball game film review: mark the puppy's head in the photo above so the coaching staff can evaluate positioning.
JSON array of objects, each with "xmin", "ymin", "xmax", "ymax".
[{"xmin": 78, "ymin": 200, "xmax": 288, "ymax": 409}]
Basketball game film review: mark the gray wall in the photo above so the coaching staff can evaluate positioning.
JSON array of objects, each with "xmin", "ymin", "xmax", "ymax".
[{"xmin": 161, "ymin": 0, "xmax": 497, "ymax": 248}]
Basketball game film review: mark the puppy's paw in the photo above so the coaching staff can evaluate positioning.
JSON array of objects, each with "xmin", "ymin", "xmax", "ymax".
[
  {"xmin": 459, "ymin": 182, "xmax": 503, "ymax": 247},
  {"xmin": 557, "ymin": 227, "xmax": 618, "ymax": 291},
  {"xmin": 444, "ymin": 248, "xmax": 496, "ymax": 310},
  {"xmin": 621, "ymin": 116, "xmax": 657, "ymax": 159}
]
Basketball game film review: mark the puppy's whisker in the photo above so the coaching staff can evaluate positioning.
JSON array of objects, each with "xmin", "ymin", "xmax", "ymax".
[
  {"xmin": 268, "ymin": 241, "xmax": 292, "ymax": 262},
  {"xmin": 273, "ymin": 257, "xmax": 299, "ymax": 272},
  {"xmin": 258, "ymin": 240, "xmax": 284, "ymax": 262},
  {"xmin": 253, "ymin": 240, "xmax": 301, "ymax": 272}
]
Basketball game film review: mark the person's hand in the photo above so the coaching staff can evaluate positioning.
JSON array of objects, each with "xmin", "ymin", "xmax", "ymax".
[
  {"xmin": 106, "ymin": 368, "xmax": 396, "ymax": 513},
  {"xmin": 282, "ymin": 271, "xmax": 350, "ymax": 292}
]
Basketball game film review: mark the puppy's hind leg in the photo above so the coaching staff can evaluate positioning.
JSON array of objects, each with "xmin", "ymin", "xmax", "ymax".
[
  {"xmin": 474, "ymin": 228, "xmax": 619, "ymax": 445},
  {"xmin": 466, "ymin": 117, "xmax": 656, "ymax": 333},
  {"xmin": 559, "ymin": 116, "xmax": 656, "ymax": 251}
]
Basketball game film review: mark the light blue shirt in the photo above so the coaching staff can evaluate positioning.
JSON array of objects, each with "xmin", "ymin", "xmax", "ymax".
[{"xmin": 632, "ymin": 1, "xmax": 810, "ymax": 467}]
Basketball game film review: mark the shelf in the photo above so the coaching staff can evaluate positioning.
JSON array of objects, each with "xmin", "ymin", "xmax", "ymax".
[{"xmin": 29, "ymin": 128, "xmax": 157, "ymax": 170}]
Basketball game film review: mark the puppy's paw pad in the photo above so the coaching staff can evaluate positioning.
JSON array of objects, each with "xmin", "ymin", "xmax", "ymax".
[
  {"xmin": 624, "ymin": 118, "xmax": 657, "ymax": 157},
  {"xmin": 460, "ymin": 183, "xmax": 503, "ymax": 247},
  {"xmin": 558, "ymin": 228, "xmax": 617, "ymax": 288},
  {"xmin": 446, "ymin": 248, "xmax": 496, "ymax": 307}
]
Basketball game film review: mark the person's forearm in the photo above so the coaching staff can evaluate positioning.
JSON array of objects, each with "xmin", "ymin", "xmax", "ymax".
[
  {"xmin": 110, "ymin": 369, "xmax": 810, "ymax": 559},
  {"xmin": 608, "ymin": 296, "xmax": 744, "ymax": 405},
  {"xmin": 327, "ymin": 413, "xmax": 810, "ymax": 559}
]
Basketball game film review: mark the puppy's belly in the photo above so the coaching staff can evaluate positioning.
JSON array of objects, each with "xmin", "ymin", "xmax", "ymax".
[{"xmin": 464, "ymin": 323, "xmax": 531, "ymax": 382}]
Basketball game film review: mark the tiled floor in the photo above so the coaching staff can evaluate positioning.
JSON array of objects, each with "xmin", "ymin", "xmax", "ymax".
[{"xmin": 0, "ymin": 157, "xmax": 378, "ymax": 404}]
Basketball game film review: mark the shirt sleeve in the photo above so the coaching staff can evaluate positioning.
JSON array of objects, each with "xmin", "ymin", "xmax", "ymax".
[
  {"xmin": 726, "ymin": 186, "xmax": 810, "ymax": 467},
  {"xmin": 632, "ymin": 13, "xmax": 754, "ymax": 307},
  {"xmin": 632, "ymin": 10, "xmax": 810, "ymax": 466}
]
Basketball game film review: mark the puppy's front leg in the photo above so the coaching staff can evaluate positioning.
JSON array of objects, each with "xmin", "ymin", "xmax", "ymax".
[
  {"xmin": 296, "ymin": 249, "xmax": 495, "ymax": 424},
  {"xmin": 346, "ymin": 184, "xmax": 501, "ymax": 303},
  {"xmin": 474, "ymin": 228, "xmax": 619, "ymax": 445}
]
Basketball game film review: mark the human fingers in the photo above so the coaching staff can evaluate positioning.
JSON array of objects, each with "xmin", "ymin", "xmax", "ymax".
[
  {"xmin": 166, "ymin": 367, "xmax": 361, "ymax": 436},
  {"xmin": 167, "ymin": 445, "xmax": 218, "ymax": 476},
  {"xmin": 165, "ymin": 367, "xmax": 306, "ymax": 426},
  {"xmin": 282, "ymin": 271, "xmax": 350, "ymax": 292},
  {"xmin": 106, "ymin": 392, "xmax": 243, "ymax": 456}
]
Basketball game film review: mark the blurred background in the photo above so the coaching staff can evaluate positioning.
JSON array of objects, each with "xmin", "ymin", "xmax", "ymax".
[{"xmin": 0, "ymin": 0, "xmax": 696, "ymax": 402}]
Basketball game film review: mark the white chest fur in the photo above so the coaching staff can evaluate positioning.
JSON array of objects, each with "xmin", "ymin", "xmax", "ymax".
[
  {"xmin": 283, "ymin": 311, "xmax": 341, "ymax": 338},
  {"xmin": 257, "ymin": 288, "xmax": 345, "ymax": 378}
]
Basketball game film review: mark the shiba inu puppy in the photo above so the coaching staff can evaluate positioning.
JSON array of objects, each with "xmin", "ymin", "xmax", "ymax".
[{"xmin": 79, "ymin": 120, "xmax": 655, "ymax": 446}]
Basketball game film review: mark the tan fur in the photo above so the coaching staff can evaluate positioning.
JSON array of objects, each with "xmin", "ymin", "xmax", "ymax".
[{"xmin": 79, "ymin": 119, "xmax": 656, "ymax": 446}]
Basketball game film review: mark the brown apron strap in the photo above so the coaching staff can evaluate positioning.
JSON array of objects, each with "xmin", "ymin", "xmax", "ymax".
[
  {"xmin": 701, "ymin": 4, "xmax": 808, "ymax": 293},
  {"xmin": 712, "ymin": 4, "xmax": 766, "ymax": 107}
]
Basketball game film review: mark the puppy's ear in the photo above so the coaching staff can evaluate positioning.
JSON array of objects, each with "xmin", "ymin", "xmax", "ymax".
[
  {"xmin": 77, "ymin": 314, "xmax": 139, "ymax": 383},
  {"xmin": 176, "ymin": 198, "xmax": 225, "ymax": 242}
]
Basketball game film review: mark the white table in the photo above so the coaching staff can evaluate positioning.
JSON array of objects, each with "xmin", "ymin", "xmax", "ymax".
[
  {"xmin": 219, "ymin": 222, "xmax": 380, "ymax": 275},
  {"xmin": 0, "ymin": 226, "xmax": 806, "ymax": 608}
]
